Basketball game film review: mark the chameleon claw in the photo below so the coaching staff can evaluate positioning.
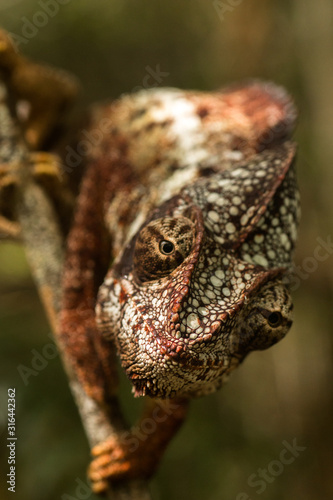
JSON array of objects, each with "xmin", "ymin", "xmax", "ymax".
[
  {"xmin": 0, "ymin": 164, "xmax": 18, "ymax": 189},
  {"xmin": 91, "ymin": 435, "xmax": 120, "ymax": 457},
  {"xmin": 88, "ymin": 436, "xmax": 135, "ymax": 492},
  {"xmin": 88, "ymin": 425, "xmax": 165, "ymax": 492},
  {"xmin": 91, "ymin": 478, "xmax": 109, "ymax": 495},
  {"xmin": 28, "ymin": 152, "xmax": 65, "ymax": 180}
]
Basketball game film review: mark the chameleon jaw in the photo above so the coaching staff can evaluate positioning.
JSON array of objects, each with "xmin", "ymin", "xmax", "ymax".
[{"xmin": 107, "ymin": 262, "xmax": 286, "ymax": 399}]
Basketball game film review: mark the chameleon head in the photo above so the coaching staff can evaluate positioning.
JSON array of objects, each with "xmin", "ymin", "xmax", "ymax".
[{"xmin": 96, "ymin": 143, "xmax": 299, "ymax": 398}]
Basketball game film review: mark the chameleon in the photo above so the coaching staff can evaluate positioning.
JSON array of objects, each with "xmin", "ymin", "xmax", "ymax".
[
  {"xmin": 59, "ymin": 81, "xmax": 300, "ymax": 491},
  {"xmin": 0, "ymin": 29, "xmax": 299, "ymax": 494}
]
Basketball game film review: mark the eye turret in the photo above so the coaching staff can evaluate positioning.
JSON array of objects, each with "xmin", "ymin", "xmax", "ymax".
[
  {"xmin": 231, "ymin": 280, "xmax": 293, "ymax": 354},
  {"xmin": 133, "ymin": 216, "xmax": 195, "ymax": 283},
  {"xmin": 260, "ymin": 309, "xmax": 283, "ymax": 328},
  {"xmin": 159, "ymin": 240, "xmax": 175, "ymax": 255}
]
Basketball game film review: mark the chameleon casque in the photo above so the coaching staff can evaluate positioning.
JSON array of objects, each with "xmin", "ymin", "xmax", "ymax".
[{"xmin": 59, "ymin": 81, "xmax": 299, "ymax": 490}]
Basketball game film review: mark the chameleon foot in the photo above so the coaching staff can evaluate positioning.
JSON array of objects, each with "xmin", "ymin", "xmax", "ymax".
[
  {"xmin": 0, "ymin": 152, "xmax": 65, "ymax": 188},
  {"xmin": 28, "ymin": 152, "xmax": 65, "ymax": 180},
  {"xmin": 88, "ymin": 398, "xmax": 189, "ymax": 493},
  {"xmin": 0, "ymin": 151, "xmax": 73, "ymax": 238},
  {"xmin": 88, "ymin": 434, "xmax": 156, "ymax": 493}
]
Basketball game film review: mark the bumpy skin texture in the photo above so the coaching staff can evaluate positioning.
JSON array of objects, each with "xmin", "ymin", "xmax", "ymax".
[
  {"xmin": 98, "ymin": 143, "xmax": 298, "ymax": 398},
  {"xmin": 62, "ymin": 82, "xmax": 300, "ymax": 399},
  {"xmin": 82, "ymin": 81, "xmax": 299, "ymax": 399},
  {"xmin": 60, "ymin": 81, "xmax": 300, "ymax": 488}
]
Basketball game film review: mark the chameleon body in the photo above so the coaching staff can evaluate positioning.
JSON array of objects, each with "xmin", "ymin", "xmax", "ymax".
[
  {"xmin": 59, "ymin": 81, "xmax": 300, "ymax": 490},
  {"xmin": 0, "ymin": 32, "xmax": 300, "ymax": 492},
  {"xmin": 61, "ymin": 81, "xmax": 299, "ymax": 403}
]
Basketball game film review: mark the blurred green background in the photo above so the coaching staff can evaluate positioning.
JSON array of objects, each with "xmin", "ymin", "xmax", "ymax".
[{"xmin": 1, "ymin": 0, "xmax": 333, "ymax": 499}]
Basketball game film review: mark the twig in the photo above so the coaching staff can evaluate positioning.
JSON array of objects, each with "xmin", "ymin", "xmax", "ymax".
[{"xmin": 0, "ymin": 73, "xmax": 152, "ymax": 500}]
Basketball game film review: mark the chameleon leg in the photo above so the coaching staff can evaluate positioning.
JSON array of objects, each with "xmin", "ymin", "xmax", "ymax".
[
  {"xmin": 59, "ymin": 158, "xmax": 117, "ymax": 404},
  {"xmin": 88, "ymin": 397, "xmax": 189, "ymax": 493},
  {"xmin": 0, "ymin": 152, "xmax": 74, "ymax": 239}
]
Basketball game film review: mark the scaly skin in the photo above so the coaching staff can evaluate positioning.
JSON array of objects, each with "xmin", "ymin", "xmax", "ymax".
[{"xmin": 60, "ymin": 81, "xmax": 300, "ymax": 491}]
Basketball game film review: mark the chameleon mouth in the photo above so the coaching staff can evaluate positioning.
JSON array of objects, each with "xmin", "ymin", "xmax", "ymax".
[{"xmin": 128, "ymin": 333, "xmax": 236, "ymax": 399}]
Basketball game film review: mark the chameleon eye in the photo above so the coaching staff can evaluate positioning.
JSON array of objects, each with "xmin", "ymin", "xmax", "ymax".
[
  {"xmin": 259, "ymin": 308, "xmax": 284, "ymax": 328},
  {"xmin": 267, "ymin": 311, "xmax": 283, "ymax": 328},
  {"xmin": 159, "ymin": 240, "xmax": 175, "ymax": 255},
  {"xmin": 133, "ymin": 216, "xmax": 195, "ymax": 283},
  {"xmin": 231, "ymin": 281, "xmax": 293, "ymax": 354}
]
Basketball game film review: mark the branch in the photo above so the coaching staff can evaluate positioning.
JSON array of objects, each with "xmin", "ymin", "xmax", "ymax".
[{"xmin": 0, "ymin": 32, "xmax": 152, "ymax": 500}]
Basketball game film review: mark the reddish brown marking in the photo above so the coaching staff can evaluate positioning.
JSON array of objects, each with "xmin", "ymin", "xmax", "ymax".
[{"xmin": 197, "ymin": 106, "xmax": 209, "ymax": 118}]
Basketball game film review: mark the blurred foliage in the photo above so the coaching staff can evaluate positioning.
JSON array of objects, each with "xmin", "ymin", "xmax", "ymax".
[{"xmin": 1, "ymin": 0, "xmax": 333, "ymax": 499}]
